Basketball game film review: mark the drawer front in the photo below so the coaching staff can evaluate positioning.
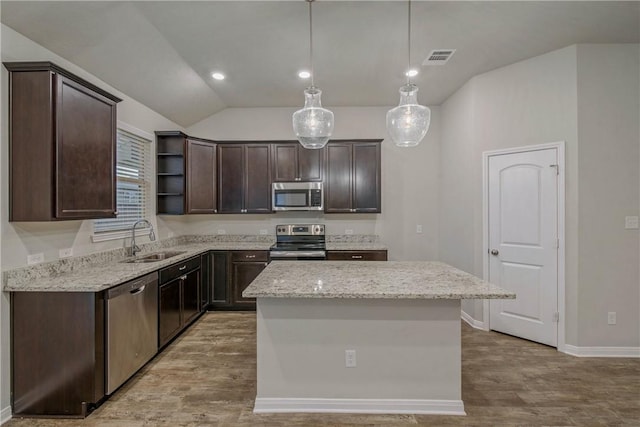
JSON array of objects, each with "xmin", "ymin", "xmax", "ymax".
[
  {"xmin": 326, "ymin": 250, "xmax": 387, "ymax": 261},
  {"xmin": 231, "ymin": 250, "xmax": 269, "ymax": 262},
  {"xmin": 159, "ymin": 256, "xmax": 201, "ymax": 284}
]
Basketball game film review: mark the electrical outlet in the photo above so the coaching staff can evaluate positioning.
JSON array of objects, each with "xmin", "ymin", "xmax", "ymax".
[
  {"xmin": 27, "ymin": 253, "xmax": 44, "ymax": 265},
  {"xmin": 608, "ymin": 312, "xmax": 617, "ymax": 325},
  {"xmin": 345, "ymin": 349, "xmax": 356, "ymax": 368},
  {"xmin": 59, "ymin": 248, "xmax": 73, "ymax": 258},
  {"xmin": 345, "ymin": 229, "xmax": 354, "ymax": 235},
  {"xmin": 416, "ymin": 224, "xmax": 423, "ymax": 234},
  {"xmin": 625, "ymin": 216, "xmax": 639, "ymax": 229},
  {"xmin": 259, "ymin": 229, "xmax": 268, "ymax": 235},
  {"xmin": 217, "ymin": 229, "xmax": 227, "ymax": 235}
]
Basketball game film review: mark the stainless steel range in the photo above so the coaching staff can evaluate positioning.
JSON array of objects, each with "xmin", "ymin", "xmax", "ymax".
[{"xmin": 269, "ymin": 224, "xmax": 326, "ymax": 260}]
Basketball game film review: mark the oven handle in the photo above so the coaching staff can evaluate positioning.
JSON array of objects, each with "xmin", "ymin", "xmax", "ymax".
[{"xmin": 269, "ymin": 251, "xmax": 326, "ymax": 258}]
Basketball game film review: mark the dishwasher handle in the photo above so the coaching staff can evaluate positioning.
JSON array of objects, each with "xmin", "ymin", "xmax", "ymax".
[
  {"xmin": 107, "ymin": 272, "xmax": 158, "ymax": 299},
  {"xmin": 129, "ymin": 285, "xmax": 146, "ymax": 295}
]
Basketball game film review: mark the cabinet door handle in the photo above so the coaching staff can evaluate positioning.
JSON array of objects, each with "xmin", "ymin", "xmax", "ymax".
[
  {"xmin": 179, "ymin": 265, "xmax": 187, "ymax": 271},
  {"xmin": 114, "ymin": 211, "xmax": 119, "ymax": 215},
  {"xmin": 351, "ymin": 255, "xmax": 363, "ymax": 259},
  {"xmin": 245, "ymin": 255, "xmax": 256, "ymax": 259},
  {"xmin": 180, "ymin": 275, "xmax": 187, "ymax": 280}
]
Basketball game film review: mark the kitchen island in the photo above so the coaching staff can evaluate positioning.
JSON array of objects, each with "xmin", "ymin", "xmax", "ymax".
[{"xmin": 243, "ymin": 261, "xmax": 515, "ymax": 416}]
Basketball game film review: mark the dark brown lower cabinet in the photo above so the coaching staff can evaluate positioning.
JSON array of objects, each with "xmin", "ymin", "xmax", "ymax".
[
  {"xmin": 326, "ymin": 250, "xmax": 388, "ymax": 261},
  {"xmin": 158, "ymin": 256, "xmax": 202, "ymax": 347},
  {"xmin": 232, "ymin": 263, "xmax": 267, "ymax": 308},
  {"xmin": 11, "ymin": 292, "xmax": 106, "ymax": 417},
  {"xmin": 210, "ymin": 250, "xmax": 268, "ymax": 310},
  {"xmin": 200, "ymin": 252, "xmax": 211, "ymax": 310},
  {"xmin": 159, "ymin": 279, "xmax": 182, "ymax": 347},
  {"xmin": 210, "ymin": 251, "xmax": 231, "ymax": 309},
  {"xmin": 182, "ymin": 270, "xmax": 200, "ymax": 325}
]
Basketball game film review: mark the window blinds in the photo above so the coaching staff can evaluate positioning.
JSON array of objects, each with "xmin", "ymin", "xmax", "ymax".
[{"xmin": 93, "ymin": 128, "xmax": 150, "ymax": 234}]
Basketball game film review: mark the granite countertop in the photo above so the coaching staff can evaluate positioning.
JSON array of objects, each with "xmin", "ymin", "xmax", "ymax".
[
  {"xmin": 243, "ymin": 261, "xmax": 515, "ymax": 300},
  {"xmin": 4, "ymin": 241, "xmax": 273, "ymax": 293},
  {"xmin": 4, "ymin": 235, "xmax": 389, "ymax": 293}
]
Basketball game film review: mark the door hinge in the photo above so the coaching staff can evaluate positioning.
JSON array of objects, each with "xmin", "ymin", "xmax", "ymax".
[
  {"xmin": 553, "ymin": 312, "xmax": 560, "ymax": 323},
  {"xmin": 550, "ymin": 164, "xmax": 559, "ymax": 175}
]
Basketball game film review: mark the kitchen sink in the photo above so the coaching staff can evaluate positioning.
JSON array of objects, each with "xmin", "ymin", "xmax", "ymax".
[{"xmin": 122, "ymin": 250, "xmax": 187, "ymax": 263}]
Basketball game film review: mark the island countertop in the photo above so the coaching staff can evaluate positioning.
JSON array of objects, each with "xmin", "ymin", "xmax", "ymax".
[{"xmin": 243, "ymin": 261, "xmax": 515, "ymax": 300}]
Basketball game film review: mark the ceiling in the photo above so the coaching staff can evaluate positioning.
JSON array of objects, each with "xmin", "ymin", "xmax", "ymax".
[{"xmin": 2, "ymin": 1, "xmax": 638, "ymax": 127}]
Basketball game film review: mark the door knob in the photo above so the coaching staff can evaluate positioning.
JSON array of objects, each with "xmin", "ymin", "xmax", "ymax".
[{"xmin": 490, "ymin": 249, "xmax": 499, "ymax": 256}]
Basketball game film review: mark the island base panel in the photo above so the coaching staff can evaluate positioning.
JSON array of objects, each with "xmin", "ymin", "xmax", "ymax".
[{"xmin": 254, "ymin": 298, "xmax": 465, "ymax": 415}]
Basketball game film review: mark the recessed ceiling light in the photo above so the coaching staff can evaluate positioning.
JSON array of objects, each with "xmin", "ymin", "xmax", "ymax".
[
  {"xmin": 211, "ymin": 72, "xmax": 225, "ymax": 81},
  {"xmin": 405, "ymin": 69, "xmax": 419, "ymax": 77},
  {"xmin": 298, "ymin": 70, "xmax": 311, "ymax": 79}
]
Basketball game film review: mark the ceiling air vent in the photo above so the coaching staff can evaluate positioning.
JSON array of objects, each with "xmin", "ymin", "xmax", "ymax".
[{"xmin": 422, "ymin": 49, "xmax": 456, "ymax": 65}]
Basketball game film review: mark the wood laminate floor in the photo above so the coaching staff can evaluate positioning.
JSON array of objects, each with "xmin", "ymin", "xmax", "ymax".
[{"xmin": 7, "ymin": 312, "xmax": 639, "ymax": 426}]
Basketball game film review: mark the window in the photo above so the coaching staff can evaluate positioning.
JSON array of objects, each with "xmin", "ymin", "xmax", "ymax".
[{"xmin": 93, "ymin": 127, "xmax": 151, "ymax": 238}]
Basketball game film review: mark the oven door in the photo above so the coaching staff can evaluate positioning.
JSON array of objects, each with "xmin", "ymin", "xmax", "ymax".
[{"xmin": 269, "ymin": 251, "xmax": 326, "ymax": 261}]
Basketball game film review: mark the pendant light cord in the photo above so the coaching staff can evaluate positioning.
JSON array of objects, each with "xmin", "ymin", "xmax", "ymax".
[
  {"xmin": 406, "ymin": 0, "xmax": 411, "ymax": 85},
  {"xmin": 308, "ymin": 0, "xmax": 315, "ymax": 88}
]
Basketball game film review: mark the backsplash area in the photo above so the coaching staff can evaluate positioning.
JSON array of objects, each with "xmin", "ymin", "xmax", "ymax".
[{"xmin": 3, "ymin": 234, "xmax": 380, "ymax": 286}]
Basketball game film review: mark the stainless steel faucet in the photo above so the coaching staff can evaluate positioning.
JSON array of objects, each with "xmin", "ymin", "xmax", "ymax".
[{"xmin": 129, "ymin": 219, "xmax": 156, "ymax": 257}]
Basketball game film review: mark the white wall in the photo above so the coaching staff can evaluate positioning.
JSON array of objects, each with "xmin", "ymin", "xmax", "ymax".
[
  {"xmin": 576, "ymin": 44, "xmax": 640, "ymax": 347},
  {"xmin": 0, "ymin": 24, "xmax": 184, "ymax": 419},
  {"xmin": 185, "ymin": 106, "xmax": 441, "ymax": 262},
  {"xmin": 440, "ymin": 44, "xmax": 640, "ymax": 348},
  {"xmin": 0, "ymin": 25, "xmax": 184, "ymax": 270}
]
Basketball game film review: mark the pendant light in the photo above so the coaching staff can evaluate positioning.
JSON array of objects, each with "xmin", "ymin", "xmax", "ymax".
[
  {"xmin": 293, "ymin": 0, "xmax": 334, "ymax": 150},
  {"xmin": 386, "ymin": 0, "xmax": 431, "ymax": 148}
]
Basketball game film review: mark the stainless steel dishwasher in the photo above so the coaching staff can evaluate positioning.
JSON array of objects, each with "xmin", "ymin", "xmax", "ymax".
[{"xmin": 106, "ymin": 271, "xmax": 158, "ymax": 394}]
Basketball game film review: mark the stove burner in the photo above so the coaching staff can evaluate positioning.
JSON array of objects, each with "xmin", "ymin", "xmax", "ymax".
[{"xmin": 270, "ymin": 224, "xmax": 326, "ymax": 260}]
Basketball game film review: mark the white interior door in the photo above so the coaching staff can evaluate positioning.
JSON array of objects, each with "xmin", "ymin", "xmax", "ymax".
[{"xmin": 488, "ymin": 148, "xmax": 558, "ymax": 347}]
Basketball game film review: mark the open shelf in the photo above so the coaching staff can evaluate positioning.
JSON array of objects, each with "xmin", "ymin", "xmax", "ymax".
[{"xmin": 156, "ymin": 133, "xmax": 186, "ymax": 215}]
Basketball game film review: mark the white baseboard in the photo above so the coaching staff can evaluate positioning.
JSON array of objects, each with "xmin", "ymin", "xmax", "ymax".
[
  {"xmin": 1, "ymin": 406, "xmax": 11, "ymax": 425},
  {"xmin": 564, "ymin": 345, "xmax": 640, "ymax": 358},
  {"xmin": 461, "ymin": 310, "xmax": 486, "ymax": 331},
  {"xmin": 253, "ymin": 398, "xmax": 466, "ymax": 415}
]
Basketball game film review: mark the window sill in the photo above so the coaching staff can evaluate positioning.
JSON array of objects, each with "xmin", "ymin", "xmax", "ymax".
[{"xmin": 91, "ymin": 228, "xmax": 152, "ymax": 243}]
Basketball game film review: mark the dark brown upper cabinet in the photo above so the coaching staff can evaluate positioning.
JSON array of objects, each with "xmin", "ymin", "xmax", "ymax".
[
  {"xmin": 186, "ymin": 140, "xmax": 217, "ymax": 214},
  {"xmin": 272, "ymin": 142, "xmax": 323, "ymax": 182},
  {"xmin": 156, "ymin": 131, "xmax": 216, "ymax": 215},
  {"xmin": 4, "ymin": 62, "xmax": 121, "ymax": 221},
  {"xmin": 218, "ymin": 143, "xmax": 271, "ymax": 213},
  {"xmin": 324, "ymin": 140, "xmax": 382, "ymax": 213}
]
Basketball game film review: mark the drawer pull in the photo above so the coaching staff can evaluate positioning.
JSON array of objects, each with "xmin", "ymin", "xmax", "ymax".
[
  {"xmin": 351, "ymin": 255, "xmax": 363, "ymax": 259},
  {"xmin": 179, "ymin": 265, "xmax": 187, "ymax": 271},
  {"xmin": 246, "ymin": 255, "xmax": 256, "ymax": 259}
]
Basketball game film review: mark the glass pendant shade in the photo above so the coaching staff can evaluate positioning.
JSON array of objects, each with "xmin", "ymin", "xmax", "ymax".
[
  {"xmin": 293, "ymin": 87, "xmax": 334, "ymax": 149},
  {"xmin": 386, "ymin": 83, "xmax": 431, "ymax": 147}
]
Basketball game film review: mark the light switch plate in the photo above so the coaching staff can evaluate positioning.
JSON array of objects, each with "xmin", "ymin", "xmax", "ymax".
[
  {"xmin": 625, "ymin": 216, "xmax": 639, "ymax": 229},
  {"xmin": 27, "ymin": 253, "xmax": 44, "ymax": 265},
  {"xmin": 416, "ymin": 224, "xmax": 423, "ymax": 234}
]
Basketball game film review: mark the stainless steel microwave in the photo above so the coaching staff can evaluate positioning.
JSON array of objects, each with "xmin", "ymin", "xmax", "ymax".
[{"xmin": 272, "ymin": 182, "xmax": 323, "ymax": 211}]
